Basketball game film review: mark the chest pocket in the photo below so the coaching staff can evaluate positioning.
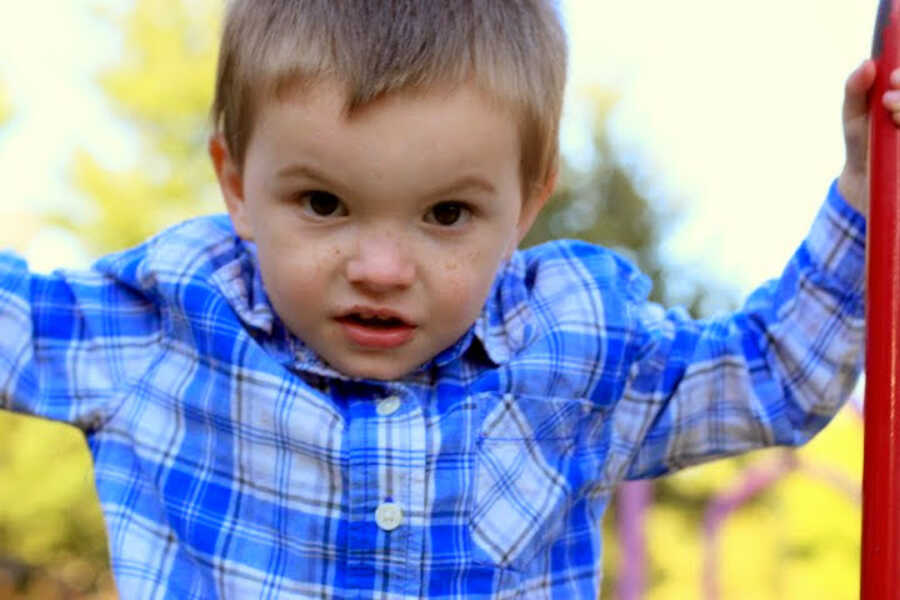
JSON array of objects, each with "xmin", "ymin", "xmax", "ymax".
[{"xmin": 469, "ymin": 393, "xmax": 587, "ymax": 570}]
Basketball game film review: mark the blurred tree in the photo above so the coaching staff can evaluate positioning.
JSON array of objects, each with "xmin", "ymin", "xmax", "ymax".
[
  {"xmin": 523, "ymin": 93, "xmax": 666, "ymax": 285},
  {"xmin": 521, "ymin": 91, "xmax": 733, "ymax": 316}
]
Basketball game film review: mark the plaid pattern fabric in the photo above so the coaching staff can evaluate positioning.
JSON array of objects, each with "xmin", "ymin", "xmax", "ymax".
[{"xmin": 0, "ymin": 181, "xmax": 865, "ymax": 598}]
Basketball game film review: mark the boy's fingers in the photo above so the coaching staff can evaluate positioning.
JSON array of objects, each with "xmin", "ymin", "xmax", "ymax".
[
  {"xmin": 885, "ymin": 90, "xmax": 900, "ymax": 108},
  {"xmin": 844, "ymin": 60, "xmax": 876, "ymax": 122},
  {"xmin": 884, "ymin": 82, "xmax": 900, "ymax": 126}
]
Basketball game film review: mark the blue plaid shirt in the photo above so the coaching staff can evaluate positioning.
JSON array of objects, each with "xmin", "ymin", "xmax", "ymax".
[{"xmin": 0, "ymin": 181, "xmax": 865, "ymax": 599}]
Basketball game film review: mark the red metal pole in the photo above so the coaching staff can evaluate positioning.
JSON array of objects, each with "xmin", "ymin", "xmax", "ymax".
[{"xmin": 862, "ymin": 1, "xmax": 900, "ymax": 597}]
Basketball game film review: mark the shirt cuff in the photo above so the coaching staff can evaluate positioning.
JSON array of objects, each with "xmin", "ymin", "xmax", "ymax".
[{"xmin": 804, "ymin": 179, "xmax": 867, "ymax": 303}]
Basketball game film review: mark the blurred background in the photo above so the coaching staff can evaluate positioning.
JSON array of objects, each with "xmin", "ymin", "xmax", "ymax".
[{"xmin": 0, "ymin": 0, "xmax": 876, "ymax": 597}]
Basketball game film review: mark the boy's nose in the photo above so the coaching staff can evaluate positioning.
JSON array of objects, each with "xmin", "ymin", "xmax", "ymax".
[{"xmin": 346, "ymin": 234, "xmax": 416, "ymax": 292}]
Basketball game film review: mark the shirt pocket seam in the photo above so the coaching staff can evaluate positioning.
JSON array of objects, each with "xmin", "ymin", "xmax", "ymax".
[{"xmin": 468, "ymin": 392, "xmax": 583, "ymax": 570}]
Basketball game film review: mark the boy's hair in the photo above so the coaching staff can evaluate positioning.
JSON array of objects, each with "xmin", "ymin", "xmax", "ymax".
[{"xmin": 212, "ymin": 0, "xmax": 568, "ymax": 196}]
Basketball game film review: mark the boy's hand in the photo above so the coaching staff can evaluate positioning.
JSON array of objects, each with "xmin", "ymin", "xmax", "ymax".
[
  {"xmin": 838, "ymin": 60, "xmax": 877, "ymax": 216},
  {"xmin": 837, "ymin": 59, "xmax": 900, "ymax": 216}
]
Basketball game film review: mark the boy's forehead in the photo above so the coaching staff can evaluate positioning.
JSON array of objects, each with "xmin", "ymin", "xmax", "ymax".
[
  {"xmin": 249, "ymin": 79, "xmax": 524, "ymax": 184},
  {"xmin": 266, "ymin": 76, "xmax": 517, "ymax": 126}
]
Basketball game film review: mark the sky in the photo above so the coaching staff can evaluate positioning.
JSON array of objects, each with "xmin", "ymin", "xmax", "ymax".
[{"xmin": 0, "ymin": 0, "xmax": 883, "ymax": 299}]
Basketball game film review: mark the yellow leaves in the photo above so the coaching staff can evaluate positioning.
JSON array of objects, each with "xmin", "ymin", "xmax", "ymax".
[
  {"xmin": 101, "ymin": 0, "xmax": 220, "ymax": 128},
  {"xmin": 618, "ymin": 407, "xmax": 863, "ymax": 598},
  {"xmin": 0, "ymin": 412, "xmax": 107, "ymax": 572},
  {"xmin": 69, "ymin": 147, "xmax": 219, "ymax": 252},
  {"xmin": 66, "ymin": 0, "xmax": 224, "ymax": 255},
  {"xmin": 643, "ymin": 502, "xmax": 707, "ymax": 598}
]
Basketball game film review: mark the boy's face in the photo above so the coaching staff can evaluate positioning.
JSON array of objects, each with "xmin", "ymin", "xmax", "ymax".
[{"xmin": 212, "ymin": 80, "xmax": 549, "ymax": 380}]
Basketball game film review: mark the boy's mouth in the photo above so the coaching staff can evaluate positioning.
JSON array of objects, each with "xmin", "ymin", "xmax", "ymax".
[
  {"xmin": 335, "ymin": 308, "xmax": 416, "ymax": 349},
  {"xmin": 338, "ymin": 313, "xmax": 408, "ymax": 328}
]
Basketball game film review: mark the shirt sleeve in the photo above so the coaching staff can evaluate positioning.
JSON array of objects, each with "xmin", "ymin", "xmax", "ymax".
[
  {"xmin": 619, "ymin": 180, "xmax": 866, "ymax": 479},
  {"xmin": 0, "ymin": 251, "xmax": 162, "ymax": 432}
]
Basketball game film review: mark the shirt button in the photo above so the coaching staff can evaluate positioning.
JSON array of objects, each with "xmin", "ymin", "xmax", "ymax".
[
  {"xmin": 375, "ymin": 502, "xmax": 403, "ymax": 531},
  {"xmin": 376, "ymin": 395, "xmax": 402, "ymax": 416}
]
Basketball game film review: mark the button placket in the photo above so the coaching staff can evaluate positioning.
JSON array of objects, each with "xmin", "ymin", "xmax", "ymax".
[{"xmin": 346, "ymin": 387, "xmax": 425, "ymax": 595}]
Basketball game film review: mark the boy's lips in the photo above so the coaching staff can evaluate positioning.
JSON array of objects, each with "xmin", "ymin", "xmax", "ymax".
[{"xmin": 334, "ymin": 306, "xmax": 417, "ymax": 349}]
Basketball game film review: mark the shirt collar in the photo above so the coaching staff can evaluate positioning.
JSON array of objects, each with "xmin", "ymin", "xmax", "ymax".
[
  {"xmin": 208, "ymin": 233, "xmax": 535, "ymax": 378},
  {"xmin": 209, "ymin": 239, "xmax": 275, "ymax": 334},
  {"xmin": 473, "ymin": 251, "xmax": 535, "ymax": 365}
]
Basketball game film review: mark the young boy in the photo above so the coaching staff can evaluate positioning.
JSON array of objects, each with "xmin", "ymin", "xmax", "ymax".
[{"xmin": 0, "ymin": 0, "xmax": 890, "ymax": 597}]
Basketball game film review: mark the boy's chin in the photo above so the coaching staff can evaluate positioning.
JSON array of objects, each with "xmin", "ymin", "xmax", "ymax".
[{"xmin": 327, "ymin": 353, "xmax": 424, "ymax": 381}]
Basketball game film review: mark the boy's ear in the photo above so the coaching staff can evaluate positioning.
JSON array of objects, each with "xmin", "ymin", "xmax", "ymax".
[
  {"xmin": 514, "ymin": 170, "xmax": 557, "ymax": 246},
  {"xmin": 209, "ymin": 135, "xmax": 253, "ymax": 241}
]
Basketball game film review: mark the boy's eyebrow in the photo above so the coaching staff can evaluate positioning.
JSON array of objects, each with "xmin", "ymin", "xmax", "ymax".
[
  {"xmin": 428, "ymin": 175, "xmax": 497, "ymax": 198},
  {"xmin": 276, "ymin": 163, "xmax": 340, "ymax": 187}
]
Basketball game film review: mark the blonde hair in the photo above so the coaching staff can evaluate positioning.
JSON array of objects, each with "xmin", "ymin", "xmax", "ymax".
[{"xmin": 212, "ymin": 0, "xmax": 568, "ymax": 195}]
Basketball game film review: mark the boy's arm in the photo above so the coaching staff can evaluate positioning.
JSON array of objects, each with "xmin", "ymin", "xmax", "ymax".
[
  {"xmin": 617, "ymin": 61, "xmax": 884, "ymax": 480},
  {"xmin": 0, "ymin": 251, "xmax": 160, "ymax": 431},
  {"xmin": 619, "ymin": 182, "xmax": 865, "ymax": 479}
]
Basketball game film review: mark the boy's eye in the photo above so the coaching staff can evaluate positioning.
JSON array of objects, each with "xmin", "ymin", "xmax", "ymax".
[
  {"xmin": 426, "ymin": 201, "xmax": 471, "ymax": 227},
  {"xmin": 300, "ymin": 191, "xmax": 347, "ymax": 218}
]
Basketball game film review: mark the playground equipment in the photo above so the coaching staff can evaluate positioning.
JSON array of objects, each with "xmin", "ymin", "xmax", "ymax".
[{"xmin": 863, "ymin": 0, "xmax": 900, "ymax": 597}]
